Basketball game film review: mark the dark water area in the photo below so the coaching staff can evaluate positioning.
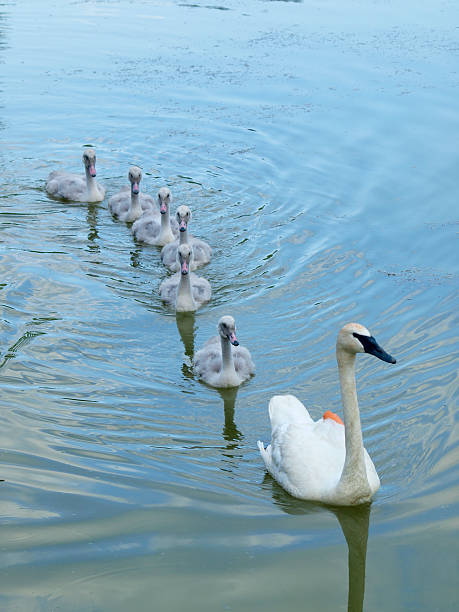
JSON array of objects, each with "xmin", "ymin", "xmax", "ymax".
[{"xmin": 0, "ymin": 1, "xmax": 458, "ymax": 610}]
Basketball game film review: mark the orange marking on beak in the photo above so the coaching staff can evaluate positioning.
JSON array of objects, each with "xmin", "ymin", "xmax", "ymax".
[{"xmin": 323, "ymin": 410, "xmax": 344, "ymax": 425}]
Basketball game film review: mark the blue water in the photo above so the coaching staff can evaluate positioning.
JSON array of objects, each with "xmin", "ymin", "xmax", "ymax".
[{"xmin": 0, "ymin": 1, "xmax": 458, "ymax": 610}]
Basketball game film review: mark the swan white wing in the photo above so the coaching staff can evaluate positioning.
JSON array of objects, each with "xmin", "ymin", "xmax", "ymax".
[
  {"xmin": 139, "ymin": 193, "xmax": 157, "ymax": 209},
  {"xmin": 131, "ymin": 213, "xmax": 161, "ymax": 243},
  {"xmin": 161, "ymin": 239, "xmax": 180, "ymax": 270},
  {"xmin": 268, "ymin": 394, "xmax": 314, "ymax": 430},
  {"xmin": 233, "ymin": 345, "xmax": 255, "ymax": 380},
  {"xmin": 190, "ymin": 273, "xmax": 211, "ymax": 306},
  {"xmin": 159, "ymin": 273, "xmax": 179, "ymax": 305},
  {"xmin": 189, "ymin": 237, "xmax": 212, "ymax": 267},
  {"xmin": 46, "ymin": 171, "xmax": 86, "ymax": 200},
  {"xmin": 108, "ymin": 188, "xmax": 129, "ymax": 216},
  {"xmin": 193, "ymin": 336, "xmax": 222, "ymax": 380},
  {"xmin": 261, "ymin": 418, "xmax": 346, "ymax": 501}
]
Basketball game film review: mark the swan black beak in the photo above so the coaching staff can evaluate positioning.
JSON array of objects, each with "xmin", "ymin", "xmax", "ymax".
[{"xmin": 353, "ymin": 333, "xmax": 396, "ymax": 364}]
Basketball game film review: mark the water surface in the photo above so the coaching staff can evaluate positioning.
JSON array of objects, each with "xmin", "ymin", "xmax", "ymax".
[{"xmin": 0, "ymin": 1, "xmax": 458, "ymax": 610}]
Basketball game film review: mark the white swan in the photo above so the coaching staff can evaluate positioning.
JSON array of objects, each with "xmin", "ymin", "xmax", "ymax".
[
  {"xmin": 46, "ymin": 148, "xmax": 105, "ymax": 202},
  {"xmin": 193, "ymin": 315, "xmax": 255, "ymax": 388},
  {"xmin": 159, "ymin": 244, "xmax": 211, "ymax": 312},
  {"xmin": 161, "ymin": 205, "xmax": 212, "ymax": 271},
  {"xmin": 131, "ymin": 187, "xmax": 179, "ymax": 246},
  {"xmin": 108, "ymin": 166, "xmax": 157, "ymax": 222},
  {"xmin": 258, "ymin": 323, "xmax": 396, "ymax": 506}
]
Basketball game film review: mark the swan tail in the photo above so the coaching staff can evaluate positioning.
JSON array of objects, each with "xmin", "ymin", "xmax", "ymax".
[
  {"xmin": 268, "ymin": 394, "xmax": 313, "ymax": 430},
  {"xmin": 257, "ymin": 440, "xmax": 272, "ymax": 471}
]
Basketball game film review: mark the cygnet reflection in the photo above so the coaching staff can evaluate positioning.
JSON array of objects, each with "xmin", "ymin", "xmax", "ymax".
[{"xmin": 176, "ymin": 312, "xmax": 196, "ymax": 379}]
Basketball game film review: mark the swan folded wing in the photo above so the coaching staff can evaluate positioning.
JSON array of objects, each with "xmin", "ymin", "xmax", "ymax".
[
  {"xmin": 46, "ymin": 172, "xmax": 85, "ymax": 199},
  {"xmin": 268, "ymin": 394, "xmax": 313, "ymax": 431},
  {"xmin": 191, "ymin": 238, "xmax": 212, "ymax": 263},
  {"xmin": 161, "ymin": 240, "xmax": 179, "ymax": 268},
  {"xmin": 233, "ymin": 346, "xmax": 255, "ymax": 379},
  {"xmin": 132, "ymin": 215, "xmax": 160, "ymax": 242},
  {"xmin": 159, "ymin": 274, "xmax": 180, "ymax": 304},
  {"xmin": 108, "ymin": 192, "xmax": 126, "ymax": 216},
  {"xmin": 46, "ymin": 170, "xmax": 69, "ymax": 187},
  {"xmin": 269, "ymin": 422, "xmax": 345, "ymax": 501},
  {"xmin": 190, "ymin": 275, "xmax": 211, "ymax": 304},
  {"xmin": 194, "ymin": 342, "xmax": 222, "ymax": 376},
  {"xmin": 139, "ymin": 194, "xmax": 156, "ymax": 210}
]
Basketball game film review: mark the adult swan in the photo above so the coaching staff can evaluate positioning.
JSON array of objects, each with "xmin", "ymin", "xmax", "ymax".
[{"xmin": 258, "ymin": 323, "xmax": 396, "ymax": 506}]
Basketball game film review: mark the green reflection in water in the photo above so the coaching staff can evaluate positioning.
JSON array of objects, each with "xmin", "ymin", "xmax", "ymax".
[{"xmin": 268, "ymin": 478, "xmax": 371, "ymax": 612}]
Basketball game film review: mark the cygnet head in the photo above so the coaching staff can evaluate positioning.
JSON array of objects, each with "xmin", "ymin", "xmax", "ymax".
[
  {"xmin": 337, "ymin": 323, "xmax": 396, "ymax": 364},
  {"xmin": 176, "ymin": 205, "xmax": 192, "ymax": 232},
  {"xmin": 218, "ymin": 315, "xmax": 239, "ymax": 346},
  {"xmin": 178, "ymin": 243, "xmax": 193, "ymax": 275},
  {"xmin": 128, "ymin": 166, "xmax": 142, "ymax": 195},
  {"xmin": 158, "ymin": 187, "xmax": 172, "ymax": 214},
  {"xmin": 82, "ymin": 148, "xmax": 97, "ymax": 177}
]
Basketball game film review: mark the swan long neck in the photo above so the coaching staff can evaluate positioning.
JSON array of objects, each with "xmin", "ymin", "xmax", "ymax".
[
  {"xmin": 336, "ymin": 349, "xmax": 370, "ymax": 497},
  {"xmin": 159, "ymin": 207, "xmax": 173, "ymax": 242},
  {"xmin": 179, "ymin": 227, "xmax": 189, "ymax": 245},
  {"xmin": 220, "ymin": 336, "xmax": 236, "ymax": 377},
  {"xmin": 85, "ymin": 167, "xmax": 99, "ymax": 199},
  {"xmin": 176, "ymin": 271, "xmax": 196, "ymax": 310},
  {"xmin": 129, "ymin": 191, "xmax": 141, "ymax": 217}
]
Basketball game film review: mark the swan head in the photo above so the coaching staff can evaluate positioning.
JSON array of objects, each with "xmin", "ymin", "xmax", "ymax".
[
  {"xmin": 178, "ymin": 243, "xmax": 193, "ymax": 275},
  {"xmin": 176, "ymin": 205, "xmax": 192, "ymax": 232},
  {"xmin": 128, "ymin": 166, "xmax": 142, "ymax": 195},
  {"xmin": 82, "ymin": 148, "xmax": 97, "ymax": 177},
  {"xmin": 337, "ymin": 323, "xmax": 396, "ymax": 364},
  {"xmin": 158, "ymin": 187, "xmax": 172, "ymax": 214},
  {"xmin": 218, "ymin": 315, "xmax": 239, "ymax": 346}
]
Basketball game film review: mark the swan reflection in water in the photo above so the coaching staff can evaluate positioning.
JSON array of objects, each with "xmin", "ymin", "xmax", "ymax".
[
  {"xmin": 218, "ymin": 386, "xmax": 243, "ymax": 445},
  {"xmin": 86, "ymin": 203, "xmax": 100, "ymax": 254},
  {"xmin": 129, "ymin": 245, "xmax": 142, "ymax": 268},
  {"xmin": 217, "ymin": 386, "xmax": 244, "ymax": 473},
  {"xmin": 267, "ymin": 477, "xmax": 370, "ymax": 612},
  {"xmin": 175, "ymin": 312, "xmax": 196, "ymax": 379}
]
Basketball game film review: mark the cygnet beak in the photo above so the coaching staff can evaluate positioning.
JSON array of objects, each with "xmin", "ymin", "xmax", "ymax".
[
  {"xmin": 89, "ymin": 164, "xmax": 96, "ymax": 177},
  {"xmin": 160, "ymin": 202, "xmax": 167, "ymax": 214},
  {"xmin": 179, "ymin": 220, "xmax": 187, "ymax": 232},
  {"xmin": 132, "ymin": 182, "xmax": 140, "ymax": 195},
  {"xmin": 228, "ymin": 332, "xmax": 239, "ymax": 346},
  {"xmin": 181, "ymin": 260, "xmax": 189, "ymax": 275}
]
